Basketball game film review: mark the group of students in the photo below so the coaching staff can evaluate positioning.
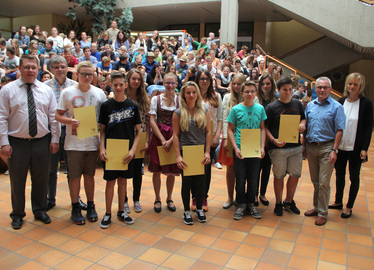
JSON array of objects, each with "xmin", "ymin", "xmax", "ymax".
[{"xmin": 1, "ymin": 25, "xmax": 372, "ymax": 229}]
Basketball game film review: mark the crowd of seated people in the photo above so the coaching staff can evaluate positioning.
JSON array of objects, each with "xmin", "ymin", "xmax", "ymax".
[{"xmin": 0, "ymin": 24, "xmax": 296, "ymax": 99}]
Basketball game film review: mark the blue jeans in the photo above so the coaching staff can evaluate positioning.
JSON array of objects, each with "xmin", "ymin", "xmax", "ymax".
[{"xmin": 233, "ymin": 155, "xmax": 260, "ymax": 208}]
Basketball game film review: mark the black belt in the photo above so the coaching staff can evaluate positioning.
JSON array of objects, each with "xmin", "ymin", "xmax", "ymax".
[
  {"xmin": 9, "ymin": 134, "xmax": 49, "ymax": 142},
  {"xmin": 307, "ymin": 140, "xmax": 333, "ymax": 146}
]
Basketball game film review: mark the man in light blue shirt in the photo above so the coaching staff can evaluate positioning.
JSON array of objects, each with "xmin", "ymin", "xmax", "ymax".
[{"xmin": 303, "ymin": 77, "xmax": 346, "ymax": 226}]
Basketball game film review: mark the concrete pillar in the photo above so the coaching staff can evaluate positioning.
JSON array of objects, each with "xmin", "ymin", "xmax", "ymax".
[{"xmin": 220, "ymin": 0, "xmax": 238, "ymax": 49}]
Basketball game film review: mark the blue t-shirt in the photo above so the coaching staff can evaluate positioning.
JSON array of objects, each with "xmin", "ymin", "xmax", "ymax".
[
  {"xmin": 97, "ymin": 62, "xmax": 112, "ymax": 71},
  {"xmin": 227, "ymin": 103, "xmax": 267, "ymax": 149}
]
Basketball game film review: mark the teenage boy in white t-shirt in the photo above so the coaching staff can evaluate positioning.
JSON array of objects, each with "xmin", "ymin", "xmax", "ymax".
[{"xmin": 56, "ymin": 61, "xmax": 106, "ymax": 225}]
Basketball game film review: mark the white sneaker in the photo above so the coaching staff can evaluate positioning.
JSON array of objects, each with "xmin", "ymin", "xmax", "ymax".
[
  {"xmin": 134, "ymin": 201, "xmax": 142, "ymax": 213},
  {"xmin": 214, "ymin": 162, "xmax": 223, "ymax": 169},
  {"xmin": 124, "ymin": 202, "xmax": 131, "ymax": 213},
  {"xmin": 4, "ymin": 170, "xmax": 9, "ymax": 175}
]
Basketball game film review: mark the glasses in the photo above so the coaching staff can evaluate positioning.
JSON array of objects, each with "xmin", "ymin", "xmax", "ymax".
[
  {"xmin": 199, "ymin": 78, "xmax": 210, "ymax": 82},
  {"xmin": 79, "ymin": 72, "xmax": 94, "ymax": 78},
  {"xmin": 316, "ymin": 86, "xmax": 330, "ymax": 90},
  {"xmin": 52, "ymin": 66, "xmax": 67, "ymax": 70},
  {"xmin": 164, "ymin": 82, "xmax": 177, "ymax": 85},
  {"xmin": 22, "ymin": 66, "xmax": 38, "ymax": 71},
  {"xmin": 243, "ymin": 90, "xmax": 256, "ymax": 95}
]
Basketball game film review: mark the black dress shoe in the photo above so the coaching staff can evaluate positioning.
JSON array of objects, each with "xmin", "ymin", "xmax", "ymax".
[
  {"xmin": 341, "ymin": 210, "xmax": 352, "ymax": 219},
  {"xmin": 167, "ymin": 200, "xmax": 176, "ymax": 212},
  {"xmin": 35, "ymin": 212, "xmax": 51, "ymax": 224},
  {"xmin": 154, "ymin": 201, "xmax": 162, "ymax": 213},
  {"xmin": 46, "ymin": 202, "xmax": 56, "ymax": 211},
  {"xmin": 328, "ymin": 204, "xmax": 343, "ymax": 210},
  {"xmin": 79, "ymin": 197, "xmax": 87, "ymax": 211},
  {"xmin": 259, "ymin": 196, "xmax": 269, "ymax": 206},
  {"xmin": 11, "ymin": 217, "xmax": 23, "ymax": 230}
]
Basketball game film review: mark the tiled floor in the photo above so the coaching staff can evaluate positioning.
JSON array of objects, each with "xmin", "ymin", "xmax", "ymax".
[{"xmin": 1, "ymin": 137, "xmax": 374, "ymax": 269}]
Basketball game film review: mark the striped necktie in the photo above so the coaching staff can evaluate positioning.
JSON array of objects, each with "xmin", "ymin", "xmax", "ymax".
[{"xmin": 26, "ymin": 83, "xmax": 37, "ymax": 138}]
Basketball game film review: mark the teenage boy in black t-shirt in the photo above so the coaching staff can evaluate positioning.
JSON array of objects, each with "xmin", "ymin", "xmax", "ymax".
[
  {"xmin": 265, "ymin": 77, "xmax": 306, "ymax": 217},
  {"xmin": 98, "ymin": 72, "xmax": 142, "ymax": 229}
]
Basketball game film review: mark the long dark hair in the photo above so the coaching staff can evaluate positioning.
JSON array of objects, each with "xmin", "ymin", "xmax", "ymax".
[
  {"xmin": 195, "ymin": 70, "xmax": 219, "ymax": 108},
  {"xmin": 116, "ymin": 30, "xmax": 128, "ymax": 44}
]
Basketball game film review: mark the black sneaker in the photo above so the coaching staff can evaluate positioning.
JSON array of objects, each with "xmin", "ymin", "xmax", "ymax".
[
  {"xmin": 274, "ymin": 202, "xmax": 283, "ymax": 216},
  {"xmin": 117, "ymin": 211, "xmax": 134, "ymax": 224},
  {"xmin": 79, "ymin": 197, "xmax": 87, "ymax": 211},
  {"xmin": 283, "ymin": 200, "xmax": 300, "ymax": 215},
  {"xmin": 196, "ymin": 209, "xmax": 207, "ymax": 223},
  {"xmin": 71, "ymin": 207, "xmax": 85, "ymax": 225},
  {"xmin": 183, "ymin": 211, "xmax": 194, "ymax": 225},
  {"xmin": 86, "ymin": 202, "xmax": 98, "ymax": 222},
  {"xmin": 100, "ymin": 214, "xmax": 111, "ymax": 229},
  {"xmin": 233, "ymin": 208, "xmax": 245, "ymax": 220},
  {"xmin": 249, "ymin": 207, "xmax": 262, "ymax": 219}
]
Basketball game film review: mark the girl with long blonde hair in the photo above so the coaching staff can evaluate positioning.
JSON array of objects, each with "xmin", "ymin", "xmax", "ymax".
[{"xmin": 173, "ymin": 81, "xmax": 211, "ymax": 225}]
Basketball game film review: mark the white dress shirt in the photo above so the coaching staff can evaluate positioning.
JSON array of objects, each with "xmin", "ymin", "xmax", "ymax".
[{"xmin": 0, "ymin": 78, "xmax": 61, "ymax": 146}]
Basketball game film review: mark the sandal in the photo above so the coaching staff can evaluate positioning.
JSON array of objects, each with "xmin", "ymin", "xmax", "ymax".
[
  {"xmin": 154, "ymin": 201, "xmax": 161, "ymax": 213},
  {"xmin": 167, "ymin": 200, "xmax": 176, "ymax": 212}
]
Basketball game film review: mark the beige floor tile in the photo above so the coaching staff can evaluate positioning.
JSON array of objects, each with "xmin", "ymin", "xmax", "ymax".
[
  {"xmin": 122, "ymin": 259, "xmax": 157, "ymax": 270},
  {"xmin": 152, "ymin": 237, "xmax": 184, "ymax": 253},
  {"xmin": 235, "ymin": 243, "xmax": 265, "ymax": 260},
  {"xmin": 57, "ymin": 238, "xmax": 91, "ymax": 254},
  {"xmin": 348, "ymin": 254, "xmax": 374, "ymax": 269},
  {"xmin": 0, "ymin": 235, "xmax": 33, "ymax": 251},
  {"xmin": 220, "ymin": 228, "xmax": 247, "ymax": 242},
  {"xmin": 211, "ymin": 238, "xmax": 240, "ymax": 253},
  {"xmin": 76, "ymin": 245, "xmax": 111, "ymax": 262},
  {"xmin": 34, "ymin": 249, "xmax": 72, "ymax": 267},
  {"xmin": 138, "ymin": 247, "xmax": 171, "ymax": 265},
  {"xmin": 55, "ymin": 256, "xmax": 93, "ymax": 269},
  {"xmin": 225, "ymin": 254, "xmax": 258, "ymax": 269},
  {"xmin": 115, "ymin": 240, "xmax": 148, "ymax": 257},
  {"xmin": 288, "ymin": 254, "xmax": 318, "ymax": 270},
  {"xmin": 161, "ymin": 254, "xmax": 196, "ymax": 269},
  {"xmin": 268, "ymin": 238, "xmax": 295, "ymax": 254},
  {"xmin": 190, "ymin": 260, "xmax": 223, "ymax": 270},
  {"xmin": 200, "ymin": 249, "xmax": 232, "ymax": 266},
  {"xmin": 320, "ymin": 249, "xmax": 347, "ymax": 265},
  {"xmin": 16, "ymin": 242, "xmax": 51, "ymax": 259},
  {"xmin": 0, "ymin": 253, "xmax": 30, "ymax": 269},
  {"xmin": 97, "ymin": 251, "xmax": 134, "ymax": 269},
  {"xmin": 242, "ymin": 233, "xmax": 271, "ymax": 248},
  {"xmin": 15, "ymin": 260, "xmax": 50, "ymax": 270},
  {"xmin": 175, "ymin": 243, "xmax": 207, "ymax": 259},
  {"xmin": 260, "ymin": 249, "xmax": 291, "ymax": 266},
  {"xmin": 348, "ymin": 243, "xmax": 374, "ymax": 258}
]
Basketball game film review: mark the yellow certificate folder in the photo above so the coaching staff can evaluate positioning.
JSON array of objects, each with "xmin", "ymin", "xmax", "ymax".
[
  {"xmin": 241, "ymin": 129, "xmax": 261, "ymax": 158},
  {"xmin": 106, "ymin": 139, "xmax": 129, "ymax": 171},
  {"xmin": 278, "ymin": 115, "xmax": 300, "ymax": 144},
  {"xmin": 157, "ymin": 146, "xmax": 177, "ymax": 166},
  {"xmin": 183, "ymin": 145, "xmax": 205, "ymax": 176},
  {"xmin": 134, "ymin": 132, "xmax": 147, "ymax": 159},
  {"xmin": 73, "ymin": 105, "xmax": 98, "ymax": 140}
]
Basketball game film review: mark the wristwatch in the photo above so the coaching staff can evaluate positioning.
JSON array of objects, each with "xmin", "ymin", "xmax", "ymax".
[{"xmin": 332, "ymin": 149, "xmax": 338, "ymax": 154}]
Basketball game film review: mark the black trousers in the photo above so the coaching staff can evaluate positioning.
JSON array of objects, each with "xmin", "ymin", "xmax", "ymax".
[
  {"xmin": 125, "ymin": 157, "xmax": 143, "ymax": 203},
  {"xmin": 233, "ymin": 155, "xmax": 260, "ymax": 208},
  {"xmin": 256, "ymin": 147, "xmax": 271, "ymax": 196},
  {"xmin": 191, "ymin": 146, "xmax": 216, "ymax": 199},
  {"xmin": 9, "ymin": 135, "xmax": 51, "ymax": 218},
  {"xmin": 182, "ymin": 173, "xmax": 205, "ymax": 211},
  {"xmin": 334, "ymin": 150, "xmax": 362, "ymax": 209}
]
